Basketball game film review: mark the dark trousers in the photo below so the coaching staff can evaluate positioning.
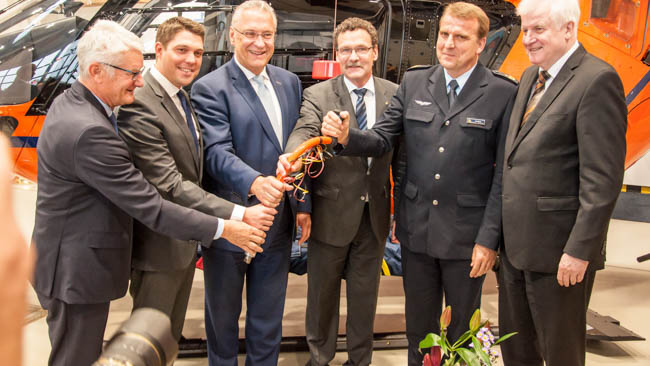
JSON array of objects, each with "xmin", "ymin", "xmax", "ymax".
[
  {"xmin": 202, "ymin": 206, "xmax": 292, "ymax": 366},
  {"xmin": 498, "ymin": 251, "xmax": 595, "ymax": 366},
  {"xmin": 305, "ymin": 206, "xmax": 386, "ymax": 366},
  {"xmin": 402, "ymin": 246, "xmax": 485, "ymax": 366},
  {"xmin": 129, "ymin": 255, "xmax": 196, "ymax": 341},
  {"xmin": 36, "ymin": 291, "xmax": 110, "ymax": 366}
]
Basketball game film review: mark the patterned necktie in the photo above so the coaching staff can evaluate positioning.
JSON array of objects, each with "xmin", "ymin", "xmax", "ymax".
[
  {"xmin": 252, "ymin": 74, "xmax": 282, "ymax": 147},
  {"xmin": 109, "ymin": 112, "xmax": 118, "ymax": 134},
  {"xmin": 177, "ymin": 90, "xmax": 199, "ymax": 153},
  {"xmin": 353, "ymin": 88, "xmax": 368, "ymax": 130},
  {"xmin": 447, "ymin": 79, "xmax": 458, "ymax": 108},
  {"xmin": 522, "ymin": 70, "xmax": 551, "ymax": 126}
]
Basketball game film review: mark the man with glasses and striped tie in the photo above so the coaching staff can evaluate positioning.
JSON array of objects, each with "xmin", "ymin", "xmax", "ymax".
[
  {"xmin": 279, "ymin": 17, "xmax": 399, "ymax": 366},
  {"xmin": 318, "ymin": 3, "xmax": 516, "ymax": 365}
]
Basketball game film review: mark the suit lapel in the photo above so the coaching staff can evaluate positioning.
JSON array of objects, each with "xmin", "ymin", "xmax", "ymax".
[
  {"xmin": 445, "ymin": 65, "xmax": 487, "ymax": 121},
  {"xmin": 229, "ymin": 62, "xmax": 283, "ymax": 154},
  {"xmin": 505, "ymin": 67, "xmax": 536, "ymax": 161},
  {"xmin": 428, "ymin": 67, "xmax": 449, "ymax": 113},
  {"xmin": 145, "ymin": 72, "xmax": 201, "ymax": 171},
  {"xmin": 267, "ymin": 67, "xmax": 289, "ymax": 148},
  {"xmin": 509, "ymin": 46, "xmax": 585, "ymax": 158}
]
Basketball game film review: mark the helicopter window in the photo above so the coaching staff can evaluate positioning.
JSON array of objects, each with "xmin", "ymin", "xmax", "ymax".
[{"xmin": 590, "ymin": 0, "xmax": 637, "ymax": 41}]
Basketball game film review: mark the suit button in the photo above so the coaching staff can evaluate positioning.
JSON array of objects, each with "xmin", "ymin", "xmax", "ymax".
[
  {"xmin": 432, "ymin": 200, "xmax": 439, "ymax": 206},
  {"xmin": 438, "ymin": 147, "xmax": 445, "ymax": 153},
  {"xmin": 444, "ymin": 120, "xmax": 450, "ymax": 126},
  {"xmin": 434, "ymin": 173, "xmax": 440, "ymax": 180},
  {"xmin": 360, "ymin": 195, "xmax": 366, "ymax": 201}
]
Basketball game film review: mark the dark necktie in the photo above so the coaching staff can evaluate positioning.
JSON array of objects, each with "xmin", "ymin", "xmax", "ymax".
[
  {"xmin": 177, "ymin": 90, "xmax": 199, "ymax": 153},
  {"xmin": 448, "ymin": 79, "xmax": 458, "ymax": 108},
  {"xmin": 353, "ymin": 88, "xmax": 368, "ymax": 130},
  {"xmin": 522, "ymin": 70, "xmax": 551, "ymax": 126},
  {"xmin": 109, "ymin": 112, "xmax": 118, "ymax": 134}
]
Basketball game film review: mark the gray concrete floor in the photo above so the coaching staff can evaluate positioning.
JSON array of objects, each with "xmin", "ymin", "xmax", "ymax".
[{"xmin": 14, "ymin": 182, "xmax": 650, "ymax": 366}]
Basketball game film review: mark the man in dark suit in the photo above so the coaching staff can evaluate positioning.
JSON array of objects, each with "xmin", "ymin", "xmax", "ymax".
[
  {"xmin": 281, "ymin": 18, "xmax": 398, "ymax": 366},
  {"xmin": 31, "ymin": 20, "xmax": 265, "ymax": 366},
  {"xmin": 117, "ymin": 17, "xmax": 275, "ymax": 342},
  {"xmin": 190, "ymin": 1, "xmax": 310, "ymax": 365},
  {"xmin": 319, "ymin": 3, "xmax": 516, "ymax": 365},
  {"xmin": 498, "ymin": 1, "xmax": 627, "ymax": 365}
]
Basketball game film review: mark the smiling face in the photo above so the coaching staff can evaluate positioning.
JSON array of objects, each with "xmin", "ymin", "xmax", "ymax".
[
  {"xmin": 436, "ymin": 14, "xmax": 486, "ymax": 78},
  {"xmin": 155, "ymin": 29, "xmax": 204, "ymax": 88},
  {"xmin": 521, "ymin": 8, "xmax": 574, "ymax": 70},
  {"xmin": 335, "ymin": 28, "xmax": 378, "ymax": 88},
  {"xmin": 91, "ymin": 49, "xmax": 144, "ymax": 108},
  {"xmin": 230, "ymin": 8, "xmax": 275, "ymax": 75}
]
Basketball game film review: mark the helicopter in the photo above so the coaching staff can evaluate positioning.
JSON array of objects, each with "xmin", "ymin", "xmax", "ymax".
[{"xmin": 1, "ymin": 0, "xmax": 649, "ymax": 184}]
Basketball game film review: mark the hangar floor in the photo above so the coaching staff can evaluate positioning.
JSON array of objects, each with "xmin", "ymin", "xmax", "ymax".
[{"xmin": 14, "ymin": 185, "xmax": 650, "ymax": 366}]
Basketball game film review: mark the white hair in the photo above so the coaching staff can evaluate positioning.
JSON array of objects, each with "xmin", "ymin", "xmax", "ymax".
[
  {"xmin": 77, "ymin": 20, "xmax": 143, "ymax": 80},
  {"xmin": 231, "ymin": 0, "xmax": 277, "ymax": 29},
  {"xmin": 518, "ymin": 0, "xmax": 580, "ymax": 35}
]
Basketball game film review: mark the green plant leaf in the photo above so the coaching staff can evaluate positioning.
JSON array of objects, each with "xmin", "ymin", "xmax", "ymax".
[
  {"xmin": 419, "ymin": 333, "xmax": 440, "ymax": 349},
  {"xmin": 494, "ymin": 331, "xmax": 518, "ymax": 345},
  {"xmin": 472, "ymin": 337, "xmax": 492, "ymax": 366},
  {"xmin": 469, "ymin": 309, "xmax": 481, "ymax": 332},
  {"xmin": 457, "ymin": 348, "xmax": 480, "ymax": 366}
]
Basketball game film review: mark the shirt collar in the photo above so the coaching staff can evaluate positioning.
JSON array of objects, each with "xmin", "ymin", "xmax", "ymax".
[
  {"xmin": 343, "ymin": 75, "xmax": 375, "ymax": 96},
  {"xmin": 150, "ymin": 65, "xmax": 182, "ymax": 98},
  {"xmin": 91, "ymin": 92, "xmax": 114, "ymax": 118},
  {"xmin": 543, "ymin": 41, "xmax": 579, "ymax": 79},
  {"xmin": 443, "ymin": 63, "xmax": 477, "ymax": 94},
  {"xmin": 234, "ymin": 55, "xmax": 270, "ymax": 83}
]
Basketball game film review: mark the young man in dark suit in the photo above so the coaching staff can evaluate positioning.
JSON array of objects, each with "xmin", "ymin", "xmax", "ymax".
[
  {"xmin": 318, "ymin": 3, "xmax": 516, "ymax": 365},
  {"xmin": 281, "ymin": 17, "xmax": 399, "ymax": 366},
  {"xmin": 499, "ymin": 0, "xmax": 627, "ymax": 365},
  {"xmin": 32, "ymin": 20, "xmax": 265, "ymax": 366},
  {"xmin": 190, "ymin": 1, "xmax": 310, "ymax": 365},
  {"xmin": 117, "ymin": 17, "xmax": 275, "ymax": 342}
]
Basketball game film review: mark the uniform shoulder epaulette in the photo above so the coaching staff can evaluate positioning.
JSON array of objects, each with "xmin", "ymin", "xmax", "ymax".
[
  {"xmin": 491, "ymin": 70, "xmax": 518, "ymax": 85},
  {"xmin": 406, "ymin": 64, "xmax": 433, "ymax": 72}
]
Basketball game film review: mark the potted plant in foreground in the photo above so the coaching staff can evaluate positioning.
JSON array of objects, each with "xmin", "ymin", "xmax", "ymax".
[{"xmin": 419, "ymin": 307, "xmax": 517, "ymax": 366}]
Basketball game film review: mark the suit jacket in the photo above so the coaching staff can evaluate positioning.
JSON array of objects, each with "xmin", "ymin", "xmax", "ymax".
[
  {"xmin": 502, "ymin": 45, "xmax": 627, "ymax": 273},
  {"xmin": 285, "ymin": 75, "xmax": 398, "ymax": 246},
  {"xmin": 32, "ymin": 81, "xmax": 219, "ymax": 304},
  {"xmin": 191, "ymin": 60, "xmax": 308, "ymax": 251},
  {"xmin": 117, "ymin": 71, "xmax": 236, "ymax": 271},
  {"xmin": 343, "ymin": 63, "xmax": 516, "ymax": 259}
]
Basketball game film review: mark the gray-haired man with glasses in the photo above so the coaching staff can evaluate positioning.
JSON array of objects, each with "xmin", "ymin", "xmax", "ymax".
[{"xmin": 31, "ymin": 20, "xmax": 265, "ymax": 366}]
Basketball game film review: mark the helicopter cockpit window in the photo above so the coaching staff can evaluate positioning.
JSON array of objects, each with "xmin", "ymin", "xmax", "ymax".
[
  {"xmin": 0, "ymin": 0, "xmax": 101, "ymax": 108},
  {"xmin": 590, "ymin": 0, "xmax": 637, "ymax": 41}
]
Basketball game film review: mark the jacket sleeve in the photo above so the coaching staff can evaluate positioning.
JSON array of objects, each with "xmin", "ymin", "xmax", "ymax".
[
  {"xmin": 73, "ymin": 124, "xmax": 219, "ymax": 246},
  {"xmin": 564, "ymin": 68, "xmax": 627, "ymax": 261}
]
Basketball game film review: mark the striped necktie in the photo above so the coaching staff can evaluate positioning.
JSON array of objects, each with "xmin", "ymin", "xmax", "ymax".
[
  {"xmin": 522, "ymin": 70, "xmax": 551, "ymax": 126},
  {"xmin": 353, "ymin": 88, "xmax": 368, "ymax": 130}
]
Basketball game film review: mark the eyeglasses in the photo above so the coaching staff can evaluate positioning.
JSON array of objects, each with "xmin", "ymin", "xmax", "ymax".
[
  {"xmin": 232, "ymin": 27, "xmax": 275, "ymax": 41},
  {"xmin": 101, "ymin": 62, "xmax": 144, "ymax": 81},
  {"xmin": 337, "ymin": 46, "xmax": 373, "ymax": 57}
]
